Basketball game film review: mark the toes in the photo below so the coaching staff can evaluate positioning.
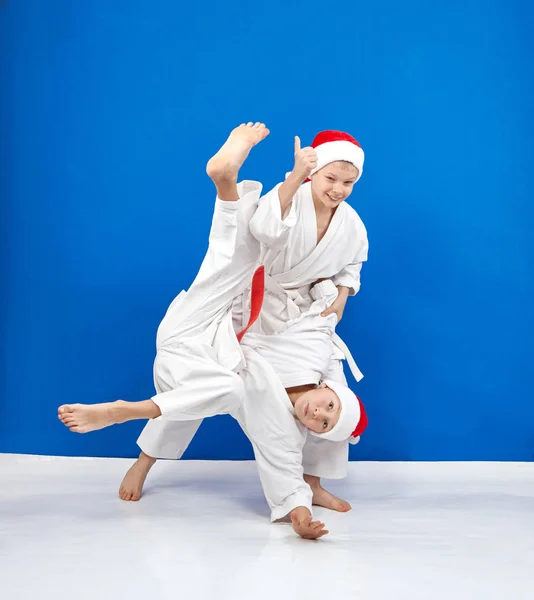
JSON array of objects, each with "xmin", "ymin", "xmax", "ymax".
[
  {"xmin": 119, "ymin": 488, "xmax": 135, "ymax": 501},
  {"xmin": 246, "ymin": 122, "xmax": 253, "ymax": 127},
  {"xmin": 334, "ymin": 500, "xmax": 351, "ymax": 512}
]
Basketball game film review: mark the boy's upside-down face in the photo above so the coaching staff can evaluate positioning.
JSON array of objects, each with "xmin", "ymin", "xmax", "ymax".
[{"xmin": 294, "ymin": 383, "xmax": 342, "ymax": 433}]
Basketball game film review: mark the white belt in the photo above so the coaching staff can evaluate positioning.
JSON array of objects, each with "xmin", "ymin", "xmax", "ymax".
[
  {"xmin": 262, "ymin": 275, "xmax": 365, "ymax": 383},
  {"xmin": 263, "ymin": 274, "xmax": 303, "ymax": 320},
  {"xmin": 332, "ymin": 332, "xmax": 364, "ymax": 382}
]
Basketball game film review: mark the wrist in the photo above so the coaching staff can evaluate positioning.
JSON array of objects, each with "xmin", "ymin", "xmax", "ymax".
[
  {"xmin": 336, "ymin": 285, "xmax": 350, "ymax": 297},
  {"xmin": 291, "ymin": 506, "xmax": 311, "ymax": 521},
  {"xmin": 290, "ymin": 168, "xmax": 309, "ymax": 184}
]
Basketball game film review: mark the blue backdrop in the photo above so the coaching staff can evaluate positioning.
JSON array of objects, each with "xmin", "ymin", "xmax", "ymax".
[{"xmin": 1, "ymin": 1, "xmax": 533, "ymax": 461}]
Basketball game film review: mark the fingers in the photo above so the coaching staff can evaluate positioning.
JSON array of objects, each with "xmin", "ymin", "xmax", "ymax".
[
  {"xmin": 321, "ymin": 297, "xmax": 340, "ymax": 317},
  {"xmin": 303, "ymin": 149, "xmax": 318, "ymax": 170},
  {"xmin": 307, "ymin": 529, "xmax": 329, "ymax": 539},
  {"xmin": 295, "ymin": 518, "xmax": 329, "ymax": 539},
  {"xmin": 293, "ymin": 139, "xmax": 318, "ymax": 180},
  {"xmin": 294, "ymin": 139, "xmax": 317, "ymax": 158},
  {"xmin": 302, "ymin": 530, "xmax": 329, "ymax": 539},
  {"xmin": 320, "ymin": 310, "xmax": 342, "ymax": 322},
  {"xmin": 300, "ymin": 521, "xmax": 329, "ymax": 539}
]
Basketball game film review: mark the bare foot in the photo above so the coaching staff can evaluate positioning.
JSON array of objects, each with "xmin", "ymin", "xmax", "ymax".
[
  {"xmin": 311, "ymin": 486, "xmax": 352, "ymax": 512},
  {"xmin": 119, "ymin": 452, "xmax": 156, "ymax": 501},
  {"xmin": 206, "ymin": 122, "xmax": 270, "ymax": 182},
  {"xmin": 58, "ymin": 402, "xmax": 122, "ymax": 433}
]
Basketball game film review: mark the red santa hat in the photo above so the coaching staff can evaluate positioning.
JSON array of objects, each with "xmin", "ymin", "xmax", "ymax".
[
  {"xmin": 309, "ymin": 130, "xmax": 365, "ymax": 182},
  {"xmin": 310, "ymin": 379, "xmax": 368, "ymax": 444}
]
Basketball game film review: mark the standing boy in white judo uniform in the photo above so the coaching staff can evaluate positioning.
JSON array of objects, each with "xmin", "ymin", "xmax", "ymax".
[
  {"xmin": 127, "ymin": 130, "xmax": 370, "ymax": 512},
  {"xmin": 58, "ymin": 123, "xmax": 367, "ymax": 539},
  {"xmin": 248, "ymin": 130, "xmax": 369, "ymax": 509}
]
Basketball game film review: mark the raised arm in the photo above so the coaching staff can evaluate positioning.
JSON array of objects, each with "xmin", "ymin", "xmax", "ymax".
[{"xmin": 248, "ymin": 136, "xmax": 318, "ymax": 248}]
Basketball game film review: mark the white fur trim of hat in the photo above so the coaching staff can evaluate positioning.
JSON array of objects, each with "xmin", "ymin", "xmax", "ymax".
[
  {"xmin": 309, "ymin": 130, "xmax": 365, "ymax": 182},
  {"xmin": 310, "ymin": 379, "xmax": 368, "ymax": 444}
]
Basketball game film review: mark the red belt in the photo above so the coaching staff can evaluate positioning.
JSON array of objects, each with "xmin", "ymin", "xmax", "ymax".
[{"xmin": 236, "ymin": 265, "xmax": 265, "ymax": 343}]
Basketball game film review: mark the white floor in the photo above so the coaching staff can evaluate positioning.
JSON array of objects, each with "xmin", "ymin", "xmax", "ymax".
[{"xmin": 1, "ymin": 456, "xmax": 533, "ymax": 600}]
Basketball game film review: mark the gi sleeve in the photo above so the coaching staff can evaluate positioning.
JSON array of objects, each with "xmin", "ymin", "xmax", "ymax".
[
  {"xmin": 332, "ymin": 223, "xmax": 369, "ymax": 295},
  {"xmin": 250, "ymin": 437, "xmax": 314, "ymax": 522},
  {"xmin": 232, "ymin": 348, "xmax": 313, "ymax": 522},
  {"xmin": 249, "ymin": 183, "xmax": 298, "ymax": 249}
]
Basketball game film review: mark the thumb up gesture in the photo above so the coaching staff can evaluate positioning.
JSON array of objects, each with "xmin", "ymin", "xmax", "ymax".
[{"xmin": 293, "ymin": 136, "xmax": 318, "ymax": 182}]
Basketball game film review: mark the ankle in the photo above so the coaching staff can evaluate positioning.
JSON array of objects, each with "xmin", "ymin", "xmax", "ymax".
[
  {"xmin": 139, "ymin": 452, "xmax": 157, "ymax": 466},
  {"xmin": 214, "ymin": 173, "xmax": 238, "ymax": 184},
  {"xmin": 215, "ymin": 179, "xmax": 239, "ymax": 200},
  {"xmin": 303, "ymin": 474, "xmax": 322, "ymax": 491}
]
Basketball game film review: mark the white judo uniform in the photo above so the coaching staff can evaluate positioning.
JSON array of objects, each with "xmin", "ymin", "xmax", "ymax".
[
  {"xmin": 139, "ymin": 179, "xmax": 369, "ymax": 480},
  {"xmin": 245, "ymin": 180, "xmax": 369, "ymax": 479},
  {"xmin": 139, "ymin": 181, "xmax": 341, "ymax": 520}
]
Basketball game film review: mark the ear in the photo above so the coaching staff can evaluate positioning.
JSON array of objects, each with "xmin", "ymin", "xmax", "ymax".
[{"xmin": 317, "ymin": 382, "xmax": 327, "ymax": 389}]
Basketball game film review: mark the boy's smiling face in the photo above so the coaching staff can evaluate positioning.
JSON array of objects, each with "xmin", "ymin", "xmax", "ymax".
[{"xmin": 310, "ymin": 161, "xmax": 359, "ymax": 209}]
